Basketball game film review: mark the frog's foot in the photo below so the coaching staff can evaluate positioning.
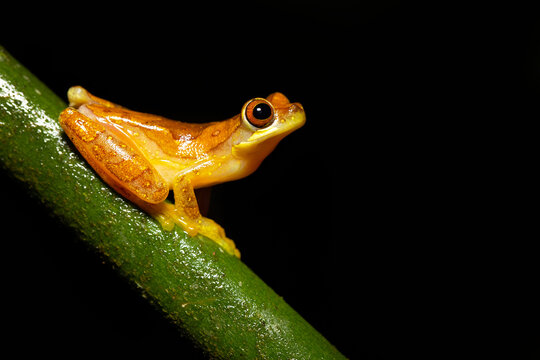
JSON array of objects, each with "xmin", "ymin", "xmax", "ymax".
[
  {"xmin": 196, "ymin": 217, "xmax": 240, "ymax": 258},
  {"xmin": 146, "ymin": 202, "xmax": 240, "ymax": 258}
]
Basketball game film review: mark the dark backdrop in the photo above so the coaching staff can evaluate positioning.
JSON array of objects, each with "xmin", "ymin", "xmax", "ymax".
[
  {"xmin": 4, "ymin": 2, "xmax": 538, "ymax": 359},
  {"xmin": 1, "ymin": 2, "xmax": 437, "ymax": 359}
]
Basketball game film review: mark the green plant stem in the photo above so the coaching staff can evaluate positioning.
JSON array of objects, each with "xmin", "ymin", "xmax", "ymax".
[{"xmin": 0, "ymin": 46, "xmax": 345, "ymax": 359}]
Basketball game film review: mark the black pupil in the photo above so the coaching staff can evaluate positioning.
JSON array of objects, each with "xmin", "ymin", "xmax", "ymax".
[{"xmin": 253, "ymin": 103, "xmax": 272, "ymax": 120}]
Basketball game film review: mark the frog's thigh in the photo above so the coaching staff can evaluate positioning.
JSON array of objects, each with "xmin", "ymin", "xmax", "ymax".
[{"xmin": 59, "ymin": 108, "xmax": 169, "ymax": 205}]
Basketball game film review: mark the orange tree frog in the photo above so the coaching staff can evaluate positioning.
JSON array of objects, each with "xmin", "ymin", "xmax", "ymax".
[{"xmin": 59, "ymin": 86, "xmax": 305, "ymax": 257}]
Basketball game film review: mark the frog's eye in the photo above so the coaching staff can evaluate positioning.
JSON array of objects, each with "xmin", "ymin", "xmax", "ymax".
[{"xmin": 243, "ymin": 98, "xmax": 275, "ymax": 128}]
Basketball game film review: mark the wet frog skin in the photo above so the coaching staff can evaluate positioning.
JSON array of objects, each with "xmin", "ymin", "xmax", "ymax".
[{"xmin": 59, "ymin": 87, "xmax": 305, "ymax": 257}]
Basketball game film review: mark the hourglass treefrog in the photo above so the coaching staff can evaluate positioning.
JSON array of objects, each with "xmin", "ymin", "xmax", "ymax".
[{"xmin": 59, "ymin": 86, "xmax": 305, "ymax": 257}]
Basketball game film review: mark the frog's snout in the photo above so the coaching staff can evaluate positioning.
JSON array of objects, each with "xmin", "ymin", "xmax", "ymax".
[
  {"xmin": 266, "ymin": 92, "xmax": 304, "ymax": 114},
  {"xmin": 266, "ymin": 92, "xmax": 305, "ymax": 130},
  {"xmin": 290, "ymin": 102, "xmax": 304, "ymax": 112},
  {"xmin": 288, "ymin": 101, "xmax": 305, "ymax": 118},
  {"xmin": 280, "ymin": 102, "xmax": 306, "ymax": 132}
]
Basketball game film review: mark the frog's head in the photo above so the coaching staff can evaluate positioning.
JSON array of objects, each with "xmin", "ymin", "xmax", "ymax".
[{"xmin": 232, "ymin": 92, "xmax": 306, "ymax": 161}]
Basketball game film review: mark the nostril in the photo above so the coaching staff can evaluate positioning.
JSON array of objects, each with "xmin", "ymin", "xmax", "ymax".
[{"xmin": 289, "ymin": 103, "xmax": 304, "ymax": 112}]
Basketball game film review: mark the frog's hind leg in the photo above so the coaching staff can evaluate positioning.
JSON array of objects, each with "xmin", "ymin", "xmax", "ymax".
[
  {"xmin": 59, "ymin": 107, "xmax": 169, "ymax": 206},
  {"xmin": 147, "ymin": 175, "xmax": 239, "ymax": 257}
]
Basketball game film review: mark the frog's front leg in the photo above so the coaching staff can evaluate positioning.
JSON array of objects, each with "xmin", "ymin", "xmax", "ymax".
[{"xmin": 148, "ymin": 175, "xmax": 240, "ymax": 258}]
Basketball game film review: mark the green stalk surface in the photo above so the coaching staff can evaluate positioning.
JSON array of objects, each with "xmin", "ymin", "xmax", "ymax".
[{"xmin": 0, "ymin": 45, "xmax": 345, "ymax": 359}]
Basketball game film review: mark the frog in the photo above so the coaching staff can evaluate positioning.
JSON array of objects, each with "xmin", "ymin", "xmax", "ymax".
[{"xmin": 59, "ymin": 86, "xmax": 306, "ymax": 258}]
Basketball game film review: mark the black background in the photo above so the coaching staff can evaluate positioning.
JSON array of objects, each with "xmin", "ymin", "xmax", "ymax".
[{"xmin": 3, "ymin": 2, "xmax": 540, "ymax": 359}]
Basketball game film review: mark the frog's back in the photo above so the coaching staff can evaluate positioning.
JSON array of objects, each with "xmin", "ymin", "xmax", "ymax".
[
  {"xmin": 85, "ymin": 104, "xmax": 240, "ymax": 159},
  {"xmin": 68, "ymin": 86, "xmax": 241, "ymax": 160}
]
